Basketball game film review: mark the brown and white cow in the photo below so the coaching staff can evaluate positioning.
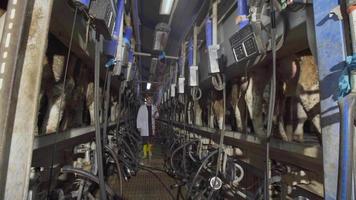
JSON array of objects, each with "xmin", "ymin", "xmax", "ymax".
[
  {"xmin": 86, "ymin": 82, "xmax": 103, "ymax": 125},
  {"xmin": 243, "ymin": 66, "xmax": 272, "ymax": 139},
  {"xmin": 230, "ymin": 77, "xmax": 249, "ymax": 133},
  {"xmin": 193, "ymin": 100, "xmax": 203, "ymax": 126},
  {"xmin": 277, "ymin": 54, "xmax": 321, "ymax": 142},
  {"xmin": 39, "ymin": 54, "xmax": 76, "ymax": 134},
  {"xmin": 238, "ymin": 53, "xmax": 321, "ymax": 142}
]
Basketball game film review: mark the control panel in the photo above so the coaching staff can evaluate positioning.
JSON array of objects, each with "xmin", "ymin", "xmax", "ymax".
[
  {"xmin": 89, "ymin": 0, "xmax": 116, "ymax": 40},
  {"xmin": 229, "ymin": 24, "xmax": 265, "ymax": 63}
]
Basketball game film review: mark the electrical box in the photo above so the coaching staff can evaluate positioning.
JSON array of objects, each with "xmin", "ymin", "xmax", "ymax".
[
  {"xmin": 189, "ymin": 66, "xmax": 199, "ymax": 87},
  {"xmin": 153, "ymin": 23, "xmax": 171, "ymax": 51},
  {"xmin": 207, "ymin": 45, "xmax": 220, "ymax": 73},
  {"xmin": 150, "ymin": 58, "xmax": 158, "ymax": 75},
  {"xmin": 178, "ymin": 77, "xmax": 185, "ymax": 94},
  {"xmin": 89, "ymin": 0, "xmax": 116, "ymax": 40},
  {"xmin": 170, "ymin": 84, "xmax": 176, "ymax": 97},
  {"xmin": 229, "ymin": 24, "xmax": 265, "ymax": 63}
]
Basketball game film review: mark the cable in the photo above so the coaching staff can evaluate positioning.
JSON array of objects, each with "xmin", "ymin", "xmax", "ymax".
[
  {"xmin": 170, "ymin": 139, "xmax": 200, "ymax": 176},
  {"xmin": 211, "ymin": 74, "xmax": 226, "ymax": 194},
  {"xmin": 61, "ymin": 166, "xmax": 119, "ymax": 198},
  {"xmin": 46, "ymin": 8, "xmax": 78, "ymax": 199},
  {"xmin": 103, "ymin": 70, "xmax": 112, "ymax": 145},
  {"xmin": 186, "ymin": 150, "xmax": 219, "ymax": 199},
  {"xmin": 104, "ymin": 145, "xmax": 123, "ymax": 197},
  {"xmin": 94, "ymin": 34, "xmax": 108, "ymax": 200},
  {"xmin": 212, "ymin": 73, "xmax": 225, "ymax": 91},
  {"xmin": 191, "ymin": 87, "xmax": 202, "ymax": 101},
  {"xmin": 264, "ymin": 1, "xmax": 277, "ymax": 199}
]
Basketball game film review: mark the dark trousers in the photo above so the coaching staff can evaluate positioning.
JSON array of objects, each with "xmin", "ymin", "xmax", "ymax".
[{"xmin": 142, "ymin": 136, "xmax": 151, "ymax": 145}]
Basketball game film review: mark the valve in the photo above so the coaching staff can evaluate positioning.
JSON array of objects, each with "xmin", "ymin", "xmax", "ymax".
[{"xmin": 209, "ymin": 176, "xmax": 223, "ymax": 190}]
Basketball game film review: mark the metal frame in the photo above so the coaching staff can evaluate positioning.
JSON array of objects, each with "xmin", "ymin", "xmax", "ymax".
[
  {"xmin": 1, "ymin": 0, "xmax": 54, "ymax": 199},
  {"xmin": 0, "ymin": 0, "xmax": 30, "ymax": 197},
  {"xmin": 158, "ymin": 119, "xmax": 323, "ymax": 176},
  {"xmin": 313, "ymin": 1, "xmax": 348, "ymax": 199}
]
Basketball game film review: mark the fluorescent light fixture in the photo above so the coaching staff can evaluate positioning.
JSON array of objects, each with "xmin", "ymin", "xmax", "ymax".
[
  {"xmin": 160, "ymin": 0, "xmax": 174, "ymax": 15},
  {"xmin": 146, "ymin": 82, "xmax": 152, "ymax": 90}
]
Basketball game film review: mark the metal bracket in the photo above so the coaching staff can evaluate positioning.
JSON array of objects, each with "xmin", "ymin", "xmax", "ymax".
[{"xmin": 329, "ymin": 5, "xmax": 343, "ymax": 20}]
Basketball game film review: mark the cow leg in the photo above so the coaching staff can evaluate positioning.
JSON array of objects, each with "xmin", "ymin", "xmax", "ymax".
[
  {"xmin": 245, "ymin": 74, "xmax": 267, "ymax": 139},
  {"xmin": 110, "ymin": 101, "xmax": 118, "ymax": 122},
  {"xmin": 86, "ymin": 82, "xmax": 94, "ymax": 125},
  {"xmin": 194, "ymin": 100, "xmax": 203, "ymax": 126},
  {"xmin": 294, "ymin": 101, "xmax": 307, "ymax": 142},
  {"xmin": 187, "ymin": 101, "xmax": 193, "ymax": 124},
  {"xmin": 278, "ymin": 96, "xmax": 289, "ymax": 141},
  {"xmin": 285, "ymin": 97, "xmax": 295, "ymax": 141},
  {"xmin": 208, "ymin": 102, "xmax": 215, "ymax": 128},
  {"xmin": 213, "ymin": 99, "xmax": 224, "ymax": 130},
  {"xmin": 231, "ymin": 83, "xmax": 245, "ymax": 132},
  {"xmin": 44, "ymin": 97, "xmax": 61, "ymax": 133},
  {"xmin": 71, "ymin": 90, "xmax": 84, "ymax": 126},
  {"xmin": 45, "ymin": 85, "xmax": 65, "ymax": 134},
  {"xmin": 311, "ymin": 113, "xmax": 322, "ymax": 141},
  {"xmin": 234, "ymin": 103, "xmax": 243, "ymax": 132},
  {"xmin": 52, "ymin": 55, "xmax": 65, "ymax": 82},
  {"xmin": 299, "ymin": 90, "xmax": 322, "ymax": 143}
]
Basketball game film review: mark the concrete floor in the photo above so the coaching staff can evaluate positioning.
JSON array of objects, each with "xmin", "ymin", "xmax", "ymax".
[{"xmin": 120, "ymin": 144, "xmax": 177, "ymax": 200}]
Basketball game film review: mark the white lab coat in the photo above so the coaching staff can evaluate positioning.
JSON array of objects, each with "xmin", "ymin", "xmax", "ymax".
[{"xmin": 136, "ymin": 104, "xmax": 158, "ymax": 136}]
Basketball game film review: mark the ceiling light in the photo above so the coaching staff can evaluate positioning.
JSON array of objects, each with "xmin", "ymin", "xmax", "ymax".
[
  {"xmin": 160, "ymin": 0, "xmax": 175, "ymax": 15},
  {"xmin": 146, "ymin": 82, "xmax": 152, "ymax": 90}
]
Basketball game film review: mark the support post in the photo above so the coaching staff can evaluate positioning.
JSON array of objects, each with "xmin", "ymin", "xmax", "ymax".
[
  {"xmin": 3, "ymin": 0, "xmax": 53, "ymax": 199},
  {"xmin": 313, "ymin": 1, "xmax": 347, "ymax": 199},
  {"xmin": 0, "ymin": 0, "xmax": 29, "ymax": 196}
]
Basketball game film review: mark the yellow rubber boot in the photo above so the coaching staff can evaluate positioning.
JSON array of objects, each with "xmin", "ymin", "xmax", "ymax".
[
  {"xmin": 143, "ymin": 144, "xmax": 148, "ymax": 159},
  {"xmin": 148, "ymin": 144, "xmax": 153, "ymax": 159}
]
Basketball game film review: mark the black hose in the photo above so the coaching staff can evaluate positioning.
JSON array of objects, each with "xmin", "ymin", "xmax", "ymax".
[
  {"xmin": 103, "ymin": 71, "xmax": 112, "ymax": 145},
  {"xmin": 186, "ymin": 150, "xmax": 218, "ymax": 199},
  {"xmin": 170, "ymin": 139, "xmax": 200, "ymax": 176},
  {"xmin": 265, "ymin": 2, "xmax": 277, "ymax": 199},
  {"xmin": 94, "ymin": 34, "xmax": 107, "ymax": 200},
  {"xmin": 61, "ymin": 166, "xmax": 119, "ymax": 199},
  {"xmin": 104, "ymin": 145, "xmax": 123, "ymax": 197}
]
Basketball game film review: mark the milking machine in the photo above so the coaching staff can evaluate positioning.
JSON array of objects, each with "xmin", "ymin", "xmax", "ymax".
[
  {"xmin": 156, "ymin": 0, "xmax": 302, "ymax": 199},
  {"xmin": 188, "ymin": 28, "xmax": 202, "ymax": 101},
  {"xmin": 158, "ymin": 120, "xmax": 247, "ymax": 200},
  {"xmin": 33, "ymin": 0, "xmax": 144, "ymax": 199},
  {"xmin": 207, "ymin": 0, "xmax": 225, "ymax": 92}
]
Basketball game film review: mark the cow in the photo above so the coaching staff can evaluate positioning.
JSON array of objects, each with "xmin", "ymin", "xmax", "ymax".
[
  {"xmin": 277, "ymin": 54, "xmax": 321, "ymax": 142},
  {"xmin": 193, "ymin": 100, "xmax": 203, "ymax": 126},
  {"xmin": 222, "ymin": 55, "xmax": 319, "ymax": 157},
  {"xmin": 239, "ymin": 53, "xmax": 321, "ymax": 142},
  {"xmin": 243, "ymin": 66, "xmax": 271, "ymax": 139},
  {"xmin": 230, "ymin": 77, "xmax": 249, "ymax": 133},
  {"xmin": 38, "ymin": 54, "xmax": 76, "ymax": 134}
]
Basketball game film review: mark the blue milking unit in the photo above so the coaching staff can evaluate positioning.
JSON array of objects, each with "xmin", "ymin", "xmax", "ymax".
[
  {"xmin": 102, "ymin": 0, "xmax": 134, "ymax": 78},
  {"xmin": 103, "ymin": 0, "xmax": 124, "ymax": 57}
]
